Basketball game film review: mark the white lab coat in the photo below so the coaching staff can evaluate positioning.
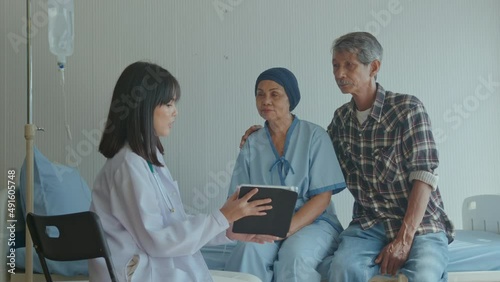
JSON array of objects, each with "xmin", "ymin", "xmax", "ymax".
[{"xmin": 89, "ymin": 145, "xmax": 231, "ymax": 282}]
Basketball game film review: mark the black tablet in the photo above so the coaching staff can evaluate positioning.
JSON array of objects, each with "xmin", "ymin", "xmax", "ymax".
[{"xmin": 232, "ymin": 184, "xmax": 298, "ymax": 238}]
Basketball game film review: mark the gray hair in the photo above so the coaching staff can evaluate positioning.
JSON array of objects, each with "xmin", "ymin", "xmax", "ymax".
[{"xmin": 331, "ymin": 32, "xmax": 383, "ymax": 65}]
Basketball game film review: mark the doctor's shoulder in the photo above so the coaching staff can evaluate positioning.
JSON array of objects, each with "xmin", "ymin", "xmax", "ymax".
[{"xmin": 103, "ymin": 147, "xmax": 150, "ymax": 178}]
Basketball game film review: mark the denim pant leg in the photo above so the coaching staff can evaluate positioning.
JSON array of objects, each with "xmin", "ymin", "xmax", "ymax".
[
  {"xmin": 274, "ymin": 220, "xmax": 339, "ymax": 282},
  {"xmin": 224, "ymin": 241, "xmax": 279, "ymax": 282},
  {"xmin": 328, "ymin": 222, "xmax": 386, "ymax": 282},
  {"xmin": 400, "ymin": 231, "xmax": 449, "ymax": 282}
]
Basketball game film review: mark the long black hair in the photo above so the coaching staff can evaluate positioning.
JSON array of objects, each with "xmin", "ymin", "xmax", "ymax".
[{"xmin": 99, "ymin": 61, "xmax": 180, "ymax": 166}]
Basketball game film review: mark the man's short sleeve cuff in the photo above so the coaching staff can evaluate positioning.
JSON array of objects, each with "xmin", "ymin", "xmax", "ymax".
[{"xmin": 409, "ymin": 171, "xmax": 439, "ymax": 191}]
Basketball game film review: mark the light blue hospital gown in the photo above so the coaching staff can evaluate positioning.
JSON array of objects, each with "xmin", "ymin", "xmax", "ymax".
[{"xmin": 225, "ymin": 117, "xmax": 346, "ymax": 282}]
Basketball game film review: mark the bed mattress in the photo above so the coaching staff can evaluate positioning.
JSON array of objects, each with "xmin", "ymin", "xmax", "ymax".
[{"xmin": 448, "ymin": 230, "xmax": 500, "ymax": 272}]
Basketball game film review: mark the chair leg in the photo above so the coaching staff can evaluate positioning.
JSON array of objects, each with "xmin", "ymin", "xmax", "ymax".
[
  {"xmin": 105, "ymin": 258, "xmax": 117, "ymax": 282},
  {"xmin": 37, "ymin": 254, "xmax": 53, "ymax": 282}
]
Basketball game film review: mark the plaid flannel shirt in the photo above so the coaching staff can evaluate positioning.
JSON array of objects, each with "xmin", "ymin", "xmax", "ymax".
[{"xmin": 327, "ymin": 84, "xmax": 454, "ymax": 243}]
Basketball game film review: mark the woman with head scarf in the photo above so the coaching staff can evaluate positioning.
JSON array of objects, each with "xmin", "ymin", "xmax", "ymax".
[{"xmin": 225, "ymin": 67, "xmax": 346, "ymax": 281}]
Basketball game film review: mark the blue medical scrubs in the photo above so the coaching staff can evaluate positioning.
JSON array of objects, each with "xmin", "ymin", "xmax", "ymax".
[{"xmin": 225, "ymin": 117, "xmax": 346, "ymax": 282}]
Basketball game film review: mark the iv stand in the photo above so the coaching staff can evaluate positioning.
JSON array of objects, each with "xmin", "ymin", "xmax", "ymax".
[{"xmin": 25, "ymin": 0, "xmax": 35, "ymax": 281}]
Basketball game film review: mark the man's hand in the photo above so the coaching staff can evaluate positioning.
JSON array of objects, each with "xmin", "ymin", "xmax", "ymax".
[
  {"xmin": 239, "ymin": 125, "xmax": 262, "ymax": 149},
  {"xmin": 375, "ymin": 238, "xmax": 412, "ymax": 276},
  {"xmin": 375, "ymin": 180, "xmax": 431, "ymax": 275}
]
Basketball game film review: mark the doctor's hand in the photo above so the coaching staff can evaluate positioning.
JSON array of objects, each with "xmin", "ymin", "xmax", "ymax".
[
  {"xmin": 220, "ymin": 188, "xmax": 272, "ymax": 224},
  {"xmin": 239, "ymin": 125, "xmax": 262, "ymax": 149},
  {"xmin": 226, "ymin": 225, "xmax": 278, "ymax": 244}
]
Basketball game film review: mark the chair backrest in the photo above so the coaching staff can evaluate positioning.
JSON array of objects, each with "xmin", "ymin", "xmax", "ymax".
[
  {"xmin": 462, "ymin": 194, "xmax": 500, "ymax": 233},
  {"xmin": 26, "ymin": 211, "xmax": 117, "ymax": 282}
]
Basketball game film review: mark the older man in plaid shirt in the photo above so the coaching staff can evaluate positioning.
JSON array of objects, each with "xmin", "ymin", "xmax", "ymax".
[{"xmin": 326, "ymin": 32, "xmax": 454, "ymax": 282}]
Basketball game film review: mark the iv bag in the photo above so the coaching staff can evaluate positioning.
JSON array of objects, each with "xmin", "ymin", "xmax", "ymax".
[{"xmin": 48, "ymin": 0, "xmax": 74, "ymax": 70}]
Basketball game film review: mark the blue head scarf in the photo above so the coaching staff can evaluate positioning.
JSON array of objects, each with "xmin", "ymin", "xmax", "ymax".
[{"xmin": 255, "ymin": 67, "xmax": 301, "ymax": 111}]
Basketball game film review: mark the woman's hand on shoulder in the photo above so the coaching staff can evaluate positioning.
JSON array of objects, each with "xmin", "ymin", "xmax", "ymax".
[{"xmin": 220, "ymin": 188, "xmax": 271, "ymax": 224}]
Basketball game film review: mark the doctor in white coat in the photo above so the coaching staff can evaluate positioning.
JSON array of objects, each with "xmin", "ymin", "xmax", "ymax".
[{"xmin": 90, "ymin": 61, "xmax": 276, "ymax": 282}]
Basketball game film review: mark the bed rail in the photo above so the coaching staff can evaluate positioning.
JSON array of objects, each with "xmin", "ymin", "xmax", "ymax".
[{"xmin": 462, "ymin": 194, "xmax": 500, "ymax": 233}]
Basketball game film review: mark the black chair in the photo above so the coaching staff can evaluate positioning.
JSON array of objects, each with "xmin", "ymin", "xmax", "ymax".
[{"xmin": 26, "ymin": 211, "xmax": 117, "ymax": 282}]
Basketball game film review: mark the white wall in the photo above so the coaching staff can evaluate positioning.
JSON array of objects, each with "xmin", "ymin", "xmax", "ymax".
[{"xmin": 1, "ymin": 0, "xmax": 500, "ymax": 279}]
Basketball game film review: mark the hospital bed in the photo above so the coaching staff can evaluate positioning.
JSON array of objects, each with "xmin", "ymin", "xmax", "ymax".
[
  {"xmin": 8, "ymin": 195, "xmax": 499, "ymax": 282},
  {"xmin": 447, "ymin": 194, "xmax": 500, "ymax": 281},
  {"xmin": 200, "ymin": 194, "xmax": 500, "ymax": 282}
]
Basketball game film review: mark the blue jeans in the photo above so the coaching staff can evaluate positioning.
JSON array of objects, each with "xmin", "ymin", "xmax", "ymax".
[
  {"xmin": 225, "ymin": 220, "xmax": 340, "ymax": 282},
  {"xmin": 328, "ymin": 222, "xmax": 449, "ymax": 282}
]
